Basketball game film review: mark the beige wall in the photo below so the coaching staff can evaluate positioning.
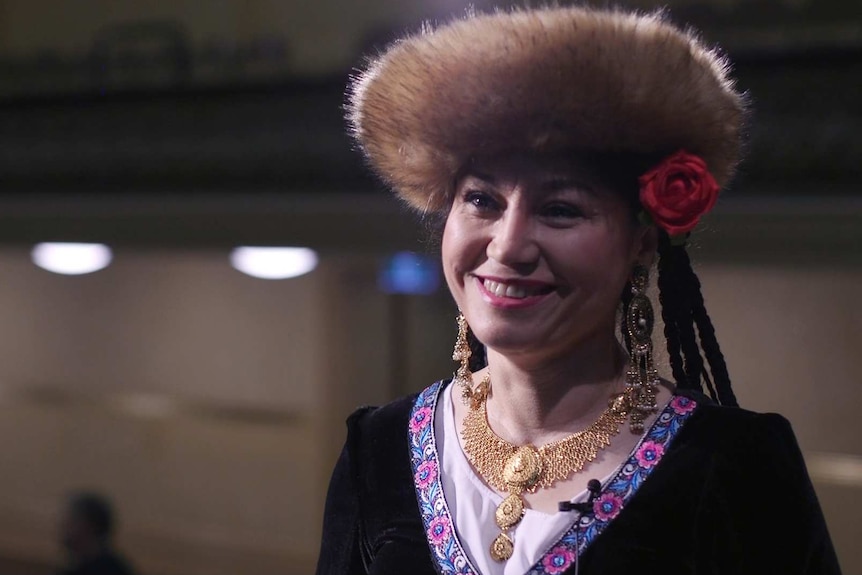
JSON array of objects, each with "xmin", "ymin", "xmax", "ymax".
[
  {"xmin": 699, "ymin": 264, "xmax": 862, "ymax": 447},
  {"xmin": 0, "ymin": 248, "xmax": 333, "ymax": 574},
  {"xmin": 0, "ymin": 250, "xmax": 322, "ymax": 409},
  {"xmin": 0, "ymin": 247, "xmax": 407, "ymax": 574},
  {"xmin": 699, "ymin": 263, "xmax": 862, "ymax": 575}
]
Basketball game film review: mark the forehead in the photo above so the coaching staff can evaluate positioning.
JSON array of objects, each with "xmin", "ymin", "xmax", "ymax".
[{"xmin": 457, "ymin": 151, "xmax": 613, "ymax": 191}]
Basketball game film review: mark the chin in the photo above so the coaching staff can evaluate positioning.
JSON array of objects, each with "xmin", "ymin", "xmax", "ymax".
[{"xmin": 472, "ymin": 324, "xmax": 545, "ymax": 356}]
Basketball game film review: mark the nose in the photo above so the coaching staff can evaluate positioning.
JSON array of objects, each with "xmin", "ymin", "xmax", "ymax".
[{"xmin": 486, "ymin": 204, "xmax": 540, "ymax": 271}]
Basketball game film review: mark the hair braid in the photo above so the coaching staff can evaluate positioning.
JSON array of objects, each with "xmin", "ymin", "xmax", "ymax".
[
  {"xmin": 688, "ymin": 268, "xmax": 738, "ymax": 407},
  {"xmin": 672, "ymin": 241, "xmax": 734, "ymax": 405},
  {"xmin": 656, "ymin": 240, "xmax": 688, "ymax": 389},
  {"xmin": 655, "ymin": 234, "xmax": 736, "ymax": 405},
  {"xmin": 674, "ymin": 278, "xmax": 710, "ymax": 395}
]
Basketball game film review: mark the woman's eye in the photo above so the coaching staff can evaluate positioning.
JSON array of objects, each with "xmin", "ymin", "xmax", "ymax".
[
  {"xmin": 463, "ymin": 190, "xmax": 498, "ymax": 211},
  {"xmin": 541, "ymin": 203, "xmax": 583, "ymax": 219}
]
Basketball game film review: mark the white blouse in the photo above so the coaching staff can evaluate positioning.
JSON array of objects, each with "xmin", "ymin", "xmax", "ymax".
[{"xmin": 435, "ymin": 383, "xmax": 612, "ymax": 575}]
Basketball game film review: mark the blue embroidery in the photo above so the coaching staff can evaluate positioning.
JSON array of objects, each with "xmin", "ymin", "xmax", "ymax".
[
  {"xmin": 409, "ymin": 381, "xmax": 478, "ymax": 575},
  {"xmin": 408, "ymin": 381, "xmax": 698, "ymax": 575}
]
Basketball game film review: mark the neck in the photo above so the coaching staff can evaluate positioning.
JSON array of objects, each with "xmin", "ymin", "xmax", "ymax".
[{"xmin": 481, "ymin": 332, "xmax": 626, "ymax": 446}]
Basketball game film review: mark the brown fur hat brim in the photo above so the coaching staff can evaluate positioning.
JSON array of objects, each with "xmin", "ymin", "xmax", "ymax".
[{"xmin": 348, "ymin": 6, "xmax": 746, "ymax": 213}]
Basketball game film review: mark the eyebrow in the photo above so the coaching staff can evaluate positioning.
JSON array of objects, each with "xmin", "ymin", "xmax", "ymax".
[
  {"xmin": 459, "ymin": 172, "xmax": 598, "ymax": 196},
  {"xmin": 541, "ymin": 177, "xmax": 595, "ymax": 193}
]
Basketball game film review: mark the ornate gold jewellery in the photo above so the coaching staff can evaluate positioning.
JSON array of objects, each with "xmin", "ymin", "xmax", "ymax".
[
  {"xmin": 451, "ymin": 265, "xmax": 660, "ymax": 562},
  {"xmin": 461, "ymin": 382, "xmax": 629, "ymax": 562},
  {"xmin": 452, "ymin": 312, "xmax": 489, "ymax": 409},
  {"xmin": 622, "ymin": 266, "xmax": 660, "ymax": 432}
]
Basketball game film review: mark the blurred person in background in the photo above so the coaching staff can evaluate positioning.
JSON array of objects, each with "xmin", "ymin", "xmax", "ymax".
[
  {"xmin": 59, "ymin": 492, "xmax": 136, "ymax": 575},
  {"xmin": 316, "ymin": 5, "xmax": 840, "ymax": 575}
]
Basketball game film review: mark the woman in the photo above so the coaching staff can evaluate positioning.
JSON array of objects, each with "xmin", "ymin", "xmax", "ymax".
[{"xmin": 317, "ymin": 6, "xmax": 840, "ymax": 574}]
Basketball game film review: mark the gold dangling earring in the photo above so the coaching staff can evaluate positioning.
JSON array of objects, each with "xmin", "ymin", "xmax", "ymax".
[
  {"xmin": 452, "ymin": 312, "xmax": 488, "ymax": 407},
  {"xmin": 623, "ymin": 265, "xmax": 660, "ymax": 433},
  {"xmin": 452, "ymin": 312, "xmax": 474, "ymax": 405}
]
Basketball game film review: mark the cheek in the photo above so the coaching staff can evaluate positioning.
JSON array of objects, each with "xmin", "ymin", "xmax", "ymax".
[
  {"xmin": 440, "ymin": 212, "xmax": 467, "ymax": 294},
  {"xmin": 599, "ymin": 210, "xmax": 642, "ymax": 263},
  {"xmin": 550, "ymin": 220, "xmax": 638, "ymax": 293},
  {"xmin": 441, "ymin": 211, "xmax": 488, "ymax": 305}
]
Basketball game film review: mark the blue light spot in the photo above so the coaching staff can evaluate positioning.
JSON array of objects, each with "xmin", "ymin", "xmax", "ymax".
[{"xmin": 379, "ymin": 252, "xmax": 440, "ymax": 295}]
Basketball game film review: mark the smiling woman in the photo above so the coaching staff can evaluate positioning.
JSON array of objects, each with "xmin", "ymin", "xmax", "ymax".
[
  {"xmin": 317, "ymin": 6, "xmax": 840, "ymax": 575},
  {"xmin": 442, "ymin": 153, "xmax": 648, "ymax": 365}
]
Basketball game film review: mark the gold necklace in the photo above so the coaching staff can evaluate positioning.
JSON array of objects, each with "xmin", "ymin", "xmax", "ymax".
[{"xmin": 460, "ymin": 378, "xmax": 630, "ymax": 562}]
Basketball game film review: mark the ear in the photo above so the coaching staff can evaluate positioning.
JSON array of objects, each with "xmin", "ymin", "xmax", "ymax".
[{"xmin": 632, "ymin": 224, "xmax": 659, "ymax": 269}]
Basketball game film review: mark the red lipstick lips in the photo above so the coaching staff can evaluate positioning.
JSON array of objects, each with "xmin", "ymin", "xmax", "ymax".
[{"xmin": 475, "ymin": 276, "xmax": 555, "ymax": 309}]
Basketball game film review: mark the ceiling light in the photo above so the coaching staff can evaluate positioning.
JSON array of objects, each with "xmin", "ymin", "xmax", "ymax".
[
  {"xmin": 31, "ymin": 243, "xmax": 113, "ymax": 275},
  {"xmin": 230, "ymin": 246, "xmax": 318, "ymax": 279}
]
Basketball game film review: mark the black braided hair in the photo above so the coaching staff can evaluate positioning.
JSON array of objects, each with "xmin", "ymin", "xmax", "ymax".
[
  {"xmin": 597, "ymin": 149, "xmax": 738, "ymax": 407},
  {"xmin": 653, "ymin": 233, "xmax": 738, "ymax": 406}
]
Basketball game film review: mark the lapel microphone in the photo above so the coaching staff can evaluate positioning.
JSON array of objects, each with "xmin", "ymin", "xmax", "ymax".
[{"xmin": 558, "ymin": 479, "xmax": 602, "ymax": 514}]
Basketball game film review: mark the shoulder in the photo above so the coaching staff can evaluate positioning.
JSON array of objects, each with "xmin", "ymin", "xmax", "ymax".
[
  {"xmin": 674, "ymin": 397, "xmax": 840, "ymax": 570},
  {"xmin": 673, "ymin": 388, "xmax": 792, "ymax": 440},
  {"xmin": 346, "ymin": 380, "xmax": 448, "ymax": 440},
  {"xmin": 664, "ymin": 391, "xmax": 807, "ymax": 480},
  {"xmin": 342, "ymin": 380, "xmax": 448, "ymax": 477},
  {"xmin": 672, "ymin": 395, "xmax": 812, "ymax": 492},
  {"xmin": 686, "ymin": 397, "xmax": 798, "ymax": 450},
  {"xmin": 338, "ymin": 382, "xmax": 449, "ymax": 530}
]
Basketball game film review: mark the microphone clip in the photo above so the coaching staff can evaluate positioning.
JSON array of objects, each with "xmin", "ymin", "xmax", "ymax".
[{"xmin": 558, "ymin": 479, "xmax": 602, "ymax": 514}]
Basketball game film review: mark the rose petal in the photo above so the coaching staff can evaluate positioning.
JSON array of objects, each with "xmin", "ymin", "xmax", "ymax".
[{"xmin": 638, "ymin": 150, "xmax": 719, "ymax": 235}]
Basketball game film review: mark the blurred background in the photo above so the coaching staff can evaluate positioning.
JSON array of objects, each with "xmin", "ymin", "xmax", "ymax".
[{"xmin": 0, "ymin": 0, "xmax": 859, "ymax": 573}]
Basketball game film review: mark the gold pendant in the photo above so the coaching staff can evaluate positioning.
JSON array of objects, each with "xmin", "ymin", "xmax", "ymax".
[
  {"xmin": 460, "ymin": 373, "xmax": 627, "ymax": 564},
  {"xmin": 502, "ymin": 445, "xmax": 542, "ymax": 492},
  {"xmin": 495, "ymin": 494, "xmax": 525, "ymax": 530},
  {"xmin": 490, "ymin": 532, "xmax": 514, "ymax": 562}
]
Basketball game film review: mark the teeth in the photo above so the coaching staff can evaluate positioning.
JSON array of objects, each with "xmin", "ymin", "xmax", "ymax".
[
  {"xmin": 482, "ymin": 279, "xmax": 540, "ymax": 299},
  {"xmin": 505, "ymin": 284, "xmax": 527, "ymax": 298}
]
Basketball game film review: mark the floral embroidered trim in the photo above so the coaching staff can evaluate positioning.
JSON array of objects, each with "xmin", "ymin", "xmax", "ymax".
[
  {"xmin": 525, "ymin": 392, "xmax": 699, "ymax": 574},
  {"xmin": 408, "ymin": 382, "xmax": 698, "ymax": 575},
  {"xmin": 409, "ymin": 380, "xmax": 479, "ymax": 575}
]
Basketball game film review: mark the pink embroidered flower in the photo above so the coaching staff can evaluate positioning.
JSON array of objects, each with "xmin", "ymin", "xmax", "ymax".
[
  {"xmin": 415, "ymin": 460, "xmax": 438, "ymax": 489},
  {"xmin": 410, "ymin": 407, "xmax": 433, "ymax": 433},
  {"xmin": 670, "ymin": 395, "xmax": 696, "ymax": 415},
  {"xmin": 427, "ymin": 516, "xmax": 450, "ymax": 545},
  {"xmin": 542, "ymin": 546, "xmax": 576, "ymax": 574},
  {"xmin": 593, "ymin": 492, "xmax": 624, "ymax": 521},
  {"xmin": 635, "ymin": 440, "xmax": 665, "ymax": 469}
]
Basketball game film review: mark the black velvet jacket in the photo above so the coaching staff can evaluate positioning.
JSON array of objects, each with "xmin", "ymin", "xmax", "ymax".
[{"xmin": 316, "ymin": 383, "xmax": 840, "ymax": 575}]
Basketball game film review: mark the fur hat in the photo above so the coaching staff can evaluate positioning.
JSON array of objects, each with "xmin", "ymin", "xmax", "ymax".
[{"xmin": 348, "ymin": 6, "xmax": 746, "ymax": 213}]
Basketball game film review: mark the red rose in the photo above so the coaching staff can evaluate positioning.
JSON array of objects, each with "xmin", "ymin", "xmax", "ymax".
[{"xmin": 638, "ymin": 150, "xmax": 719, "ymax": 236}]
